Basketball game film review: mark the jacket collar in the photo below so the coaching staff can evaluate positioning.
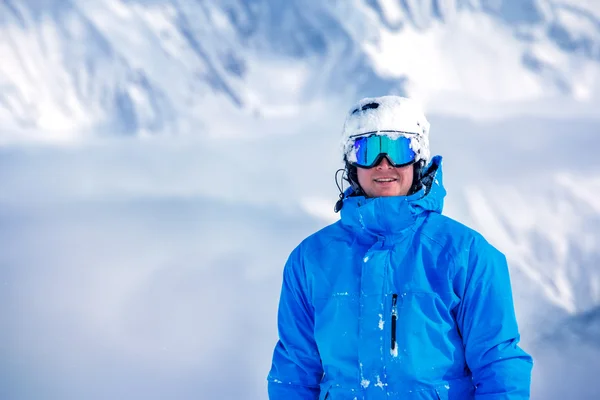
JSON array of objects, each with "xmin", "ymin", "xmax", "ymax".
[{"xmin": 339, "ymin": 156, "xmax": 446, "ymax": 238}]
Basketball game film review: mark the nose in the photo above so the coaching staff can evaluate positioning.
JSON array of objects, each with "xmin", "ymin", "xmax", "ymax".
[{"xmin": 376, "ymin": 156, "xmax": 393, "ymax": 169}]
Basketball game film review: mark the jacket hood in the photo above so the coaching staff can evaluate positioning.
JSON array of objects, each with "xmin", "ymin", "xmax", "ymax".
[{"xmin": 339, "ymin": 155, "xmax": 446, "ymax": 237}]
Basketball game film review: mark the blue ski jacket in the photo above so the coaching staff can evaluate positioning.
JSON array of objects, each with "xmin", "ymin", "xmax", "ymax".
[{"xmin": 267, "ymin": 156, "xmax": 533, "ymax": 400}]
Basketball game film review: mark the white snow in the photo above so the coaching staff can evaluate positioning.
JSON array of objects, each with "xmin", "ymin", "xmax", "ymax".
[
  {"xmin": 1, "ymin": 2, "xmax": 600, "ymax": 400},
  {"xmin": 300, "ymin": 196, "xmax": 339, "ymax": 224},
  {"xmin": 3, "ymin": 0, "xmax": 600, "ymax": 143},
  {"xmin": 1, "ymin": 104, "xmax": 600, "ymax": 400},
  {"xmin": 341, "ymin": 96, "xmax": 431, "ymax": 163},
  {"xmin": 462, "ymin": 177, "xmax": 600, "ymax": 316}
]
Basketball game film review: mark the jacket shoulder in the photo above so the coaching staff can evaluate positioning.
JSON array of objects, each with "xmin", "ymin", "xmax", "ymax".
[
  {"xmin": 419, "ymin": 213, "xmax": 499, "ymax": 258},
  {"xmin": 297, "ymin": 220, "xmax": 349, "ymax": 254},
  {"xmin": 283, "ymin": 221, "xmax": 348, "ymax": 288}
]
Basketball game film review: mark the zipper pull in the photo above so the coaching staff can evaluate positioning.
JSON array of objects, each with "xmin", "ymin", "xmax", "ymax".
[{"xmin": 391, "ymin": 294, "xmax": 398, "ymax": 356}]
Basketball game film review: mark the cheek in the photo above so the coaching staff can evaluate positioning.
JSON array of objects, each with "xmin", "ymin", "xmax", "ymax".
[
  {"xmin": 398, "ymin": 168, "xmax": 414, "ymax": 186},
  {"xmin": 356, "ymin": 169, "xmax": 370, "ymax": 185}
]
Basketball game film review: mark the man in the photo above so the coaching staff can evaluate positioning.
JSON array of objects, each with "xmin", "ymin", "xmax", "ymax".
[{"xmin": 267, "ymin": 96, "xmax": 533, "ymax": 399}]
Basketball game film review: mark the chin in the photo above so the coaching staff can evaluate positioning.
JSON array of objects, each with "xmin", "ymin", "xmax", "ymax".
[{"xmin": 373, "ymin": 189, "xmax": 401, "ymax": 197}]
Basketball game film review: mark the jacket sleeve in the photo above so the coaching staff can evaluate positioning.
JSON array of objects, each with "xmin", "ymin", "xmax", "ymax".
[
  {"xmin": 454, "ymin": 237, "xmax": 533, "ymax": 400},
  {"xmin": 267, "ymin": 245, "xmax": 323, "ymax": 400}
]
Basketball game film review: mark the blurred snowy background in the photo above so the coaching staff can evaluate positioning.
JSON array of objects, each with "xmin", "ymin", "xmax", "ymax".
[{"xmin": 1, "ymin": 0, "xmax": 600, "ymax": 399}]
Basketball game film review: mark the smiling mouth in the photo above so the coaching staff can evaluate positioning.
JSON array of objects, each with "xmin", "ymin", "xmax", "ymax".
[{"xmin": 374, "ymin": 178, "xmax": 397, "ymax": 183}]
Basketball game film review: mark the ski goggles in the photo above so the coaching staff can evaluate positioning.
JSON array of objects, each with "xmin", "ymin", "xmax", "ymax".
[{"xmin": 346, "ymin": 132, "xmax": 417, "ymax": 168}]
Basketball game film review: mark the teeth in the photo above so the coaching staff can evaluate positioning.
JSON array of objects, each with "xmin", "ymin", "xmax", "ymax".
[{"xmin": 375, "ymin": 178, "xmax": 395, "ymax": 182}]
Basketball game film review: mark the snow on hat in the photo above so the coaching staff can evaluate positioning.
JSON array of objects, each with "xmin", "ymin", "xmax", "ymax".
[{"xmin": 341, "ymin": 95, "xmax": 431, "ymax": 164}]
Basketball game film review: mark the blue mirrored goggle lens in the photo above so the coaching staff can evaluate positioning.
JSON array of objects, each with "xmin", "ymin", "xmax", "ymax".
[{"xmin": 352, "ymin": 135, "xmax": 416, "ymax": 168}]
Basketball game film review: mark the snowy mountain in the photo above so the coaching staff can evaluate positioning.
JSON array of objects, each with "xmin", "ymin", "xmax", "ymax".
[
  {"xmin": 1, "ymin": 115, "xmax": 599, "ymax": 399},
  {"xmin": 2, "ymin": 1, "xmax": 600, "ymax": 399},
  {"xmin": 2, "ymin": 0, "xmax": 600, "ymax": 139},
  {"xmin": 546, "ymin": 305, "xmax": 600, "ymax": 345},
  {"xmin": 457, "ymin": 171, "xmax": 600, "ymax": 331},
  {"xmin": 530, "ymin": 305, "xmax": 600, "ymax": 399}
]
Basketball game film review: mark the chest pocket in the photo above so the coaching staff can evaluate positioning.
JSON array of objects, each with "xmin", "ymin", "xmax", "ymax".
[{"xmin": 386, "ymin": 290, "xmax": 462, "ymax": 383}]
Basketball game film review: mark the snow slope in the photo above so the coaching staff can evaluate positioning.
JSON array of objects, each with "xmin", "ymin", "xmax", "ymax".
[
  {"xmin": 1, "ymin": 1, "xmax": 600, "ymax": 399},
  {"xmin": 1, "ymin": 111, "xmax": 600, "ymax": 399},
  {"xmin": 0, "ymin": 196, "xmax": 320, "ymax": 400}
]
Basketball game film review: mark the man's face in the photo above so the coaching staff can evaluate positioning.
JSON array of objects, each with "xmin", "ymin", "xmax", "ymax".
[{"xmin": 357, "ymin": 157, "xmax": 414, "ymax": 197}]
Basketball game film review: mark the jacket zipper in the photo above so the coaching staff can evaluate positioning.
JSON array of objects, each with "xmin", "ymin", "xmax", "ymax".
[{"xmin": 391, "ymin": 294, "xmax": 398, "ymax": 353}]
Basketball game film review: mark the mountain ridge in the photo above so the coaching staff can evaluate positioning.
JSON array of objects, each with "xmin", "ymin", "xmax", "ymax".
[{"xmin": 2, "ymin": 0, "xmax": 600, "ymax": 139}]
